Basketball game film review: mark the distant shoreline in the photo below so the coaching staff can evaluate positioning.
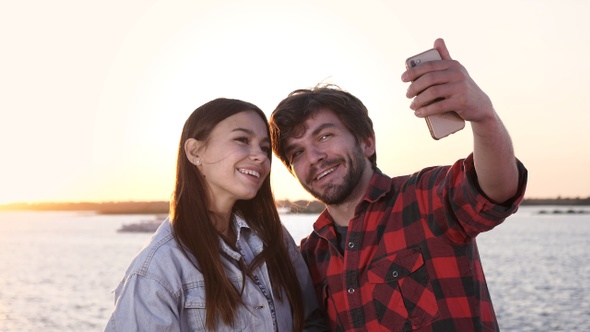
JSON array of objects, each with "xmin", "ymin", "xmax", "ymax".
[{"xmin": 0, "ymin": 197, "xmax": 589, "ymax": 214}]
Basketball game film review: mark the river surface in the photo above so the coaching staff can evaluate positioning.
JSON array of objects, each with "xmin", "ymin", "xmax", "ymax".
[{"xmin": 0, "ymin": 206, "xmax": 588, "ymax": 331}]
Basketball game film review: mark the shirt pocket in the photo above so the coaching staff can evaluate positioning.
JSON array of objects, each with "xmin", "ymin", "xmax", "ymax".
[
  {"xmin": 184, "ymin": 287, "xmax": 247, "ymax": 331},
  {"xmin": 320, "ymin": 281, "xmax": 343, "ymax": 331},
  {"xmin": 367, "ymin": 247, "xmax": 439, "ymax": 330}
]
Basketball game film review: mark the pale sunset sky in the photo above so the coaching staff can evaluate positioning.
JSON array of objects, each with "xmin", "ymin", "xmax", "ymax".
[{"xmin": 1, "ymin": 0, "xmax": 589, "ymax": 204}]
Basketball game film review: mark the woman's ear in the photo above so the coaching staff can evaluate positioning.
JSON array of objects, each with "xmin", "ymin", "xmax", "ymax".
[{"xmin": 184, "ymin": 138, "xmax": 203, "ymax": 166}]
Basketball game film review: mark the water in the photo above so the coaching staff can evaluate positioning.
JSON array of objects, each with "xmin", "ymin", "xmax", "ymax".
[
  {"xmin": 0, "ymin": 206, "xmax": 588, "ymax": 331},
  {"xmin": 477, "ymin": 206, "xmax": 590, "ymax": 331}
]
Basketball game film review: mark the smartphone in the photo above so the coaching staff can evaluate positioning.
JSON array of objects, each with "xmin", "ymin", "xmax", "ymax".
[{"xmin": 405, "ymin": 48, "xmax": 465, "ymax": 140}]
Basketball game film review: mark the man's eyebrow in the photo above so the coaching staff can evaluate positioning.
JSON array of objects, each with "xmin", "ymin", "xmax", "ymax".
[
  {"xmin": 232, "ymin": 127, "xmax": 270, "ymax": 144},
  {"xmin": 284, "ymin": 123, "xmax": 336, "ymax": 154},
  {"xmin": 311, "ymin": 123, "xmax": 336, "ymax": 136}
]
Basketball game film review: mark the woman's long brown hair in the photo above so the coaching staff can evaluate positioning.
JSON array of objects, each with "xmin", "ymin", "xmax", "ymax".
[{"xmin": 170, "ymin": 98, "xmax": 303, "ymax": 331}]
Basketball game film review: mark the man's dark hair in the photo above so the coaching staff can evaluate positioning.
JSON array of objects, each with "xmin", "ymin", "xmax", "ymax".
[{"xmin": 269, "ymin": 84, "xmax": 376, "ymax": 172}]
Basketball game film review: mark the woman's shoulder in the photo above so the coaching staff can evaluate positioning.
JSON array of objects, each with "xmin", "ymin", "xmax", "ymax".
[{"xmin": 120, "ymin": 220, "xmax": 204, "ymax": 289}]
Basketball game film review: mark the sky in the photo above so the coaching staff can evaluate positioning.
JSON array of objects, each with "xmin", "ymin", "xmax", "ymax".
[{"xmin": 1, "ymin": 0, "xmax": 589, "ymax": 204}]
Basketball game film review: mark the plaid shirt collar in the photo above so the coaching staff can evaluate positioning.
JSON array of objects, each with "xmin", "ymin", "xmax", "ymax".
[{"xmin": 314, "ymin": 168, "xmax": 392, "ymax": 233}]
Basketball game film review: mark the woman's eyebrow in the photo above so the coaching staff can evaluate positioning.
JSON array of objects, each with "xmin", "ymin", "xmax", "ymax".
[{"xmin": 232, "ymin": 127, "xmax": 270, "ymax": 143}]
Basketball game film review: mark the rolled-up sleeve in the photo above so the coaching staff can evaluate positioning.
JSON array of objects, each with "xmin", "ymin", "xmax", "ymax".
[{"xmin": 443, "ymin": 153, "xmax": 528, "ymax": 239}]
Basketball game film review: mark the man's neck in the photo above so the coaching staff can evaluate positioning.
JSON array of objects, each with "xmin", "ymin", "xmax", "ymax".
[{"xmin": 326, "ymin": 168, "xmax": 374, "ymax": 227}]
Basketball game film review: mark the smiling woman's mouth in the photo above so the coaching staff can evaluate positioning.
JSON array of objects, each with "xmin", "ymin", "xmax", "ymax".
[{"xmin": 238, "ymin": 168, "xmax": 260, "ymax": 178}]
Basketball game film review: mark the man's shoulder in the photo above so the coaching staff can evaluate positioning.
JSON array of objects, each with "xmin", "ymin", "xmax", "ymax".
[
  {"xmin": 300, "ymin": 230, "xmax": 320, "ymax": 249},
  {"xmin": 299, "ymin": 228, "xmax": 329, "ymax": 254}
]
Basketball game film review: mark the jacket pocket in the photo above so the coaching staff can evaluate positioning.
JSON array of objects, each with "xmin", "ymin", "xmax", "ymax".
[
  {"xmin": 367, "ymin": 247, "xmax": 439, "ymax": 330},
  {"xmin": 184, "ymin": 287, "xmax": 247, "ymax": 331}
]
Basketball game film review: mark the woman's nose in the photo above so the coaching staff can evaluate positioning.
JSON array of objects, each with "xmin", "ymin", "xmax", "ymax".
[{"xmin": 250, "ymin": 147, "xmax": 269, "ymax": 163}]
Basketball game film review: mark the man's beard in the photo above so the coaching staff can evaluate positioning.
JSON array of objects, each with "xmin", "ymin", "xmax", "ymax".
[{"xmin": 300, "ymin": 146, "xmax": 367, "ymax": 205}]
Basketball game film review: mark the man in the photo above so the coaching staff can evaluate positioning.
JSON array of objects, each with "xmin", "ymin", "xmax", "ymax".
[{"xmin": 269, "ymin": 38, "xmax": 528, "ymax": 331}]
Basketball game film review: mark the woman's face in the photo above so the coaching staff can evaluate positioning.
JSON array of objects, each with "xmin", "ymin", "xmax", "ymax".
[{"xmin": 186, "ymin": 111, "xmax": 271, "ymax": 213}]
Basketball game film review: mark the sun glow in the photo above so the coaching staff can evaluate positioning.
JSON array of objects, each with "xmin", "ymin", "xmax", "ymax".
[{"xmin": 1, "ymin": 0, "xmax": 590, "ymax": 205}]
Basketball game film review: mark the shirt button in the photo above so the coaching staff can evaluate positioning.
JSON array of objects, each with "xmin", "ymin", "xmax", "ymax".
[
  {"xmin": 347, "ymin": 288, "xmax": 355, "ymax": 294},
  {"xmin": 347, "ymin": 242, "xmax": 355, "ymax": 249},
  {"xmin": 254, "ymin": 305, "xmax": 264, "ymax": 310},
  {"xmin": 392, "ymin": 271, "xmax": 399, "ymax": 278}
]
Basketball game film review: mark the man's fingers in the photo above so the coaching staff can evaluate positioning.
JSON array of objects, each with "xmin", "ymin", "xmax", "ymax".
[{"xmin": 434, "ymin": 38, "xmax": 452, "ymax": 60}]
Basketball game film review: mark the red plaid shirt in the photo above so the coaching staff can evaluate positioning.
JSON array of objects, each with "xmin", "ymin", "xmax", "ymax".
[{"xmin": 300, "ymin": 154, "xmax": 527, "ymax": 331}]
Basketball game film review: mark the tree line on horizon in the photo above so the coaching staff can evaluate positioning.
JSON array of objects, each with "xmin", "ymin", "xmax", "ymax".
[{"xmin": 1, "ymin": 197, "xmax": 590, "ymax": 214}]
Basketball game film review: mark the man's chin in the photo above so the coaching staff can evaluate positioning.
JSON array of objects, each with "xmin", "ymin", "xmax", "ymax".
[
  {"xmin": 310, "ymin": 188, "xmax": 349, "ymax": 205},
  {"xmin": 302, "ymin": 185, "xmax": 326, "ymax": 203}
]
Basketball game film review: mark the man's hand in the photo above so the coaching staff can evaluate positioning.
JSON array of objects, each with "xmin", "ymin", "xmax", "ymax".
[
  {"xmin": 402, "ymin": 38, "xmax": 520, "ymax": 203},
  {"xmin": 402, "ymin": 38, "xmax": 494, "ymax": 125}
]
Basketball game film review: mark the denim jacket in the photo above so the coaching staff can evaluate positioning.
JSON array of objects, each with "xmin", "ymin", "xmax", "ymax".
[{"xmin": 105, "ymin": 216, "xmax": 326, "ymax": 331}]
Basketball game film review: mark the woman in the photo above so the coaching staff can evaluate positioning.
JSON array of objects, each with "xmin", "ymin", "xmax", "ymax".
[{"xmin": 105, "ymin": 98, "xmax": 325, "ymax": 331}]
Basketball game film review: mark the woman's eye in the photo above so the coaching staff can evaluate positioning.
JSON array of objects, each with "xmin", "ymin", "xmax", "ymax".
[
  {"xmin": 261, "ymin": 146, "xmax": 271, "ymax": 153},
  {"xmin": 235, "ymin": 137, "xmax": 249, "ymax": 144}
]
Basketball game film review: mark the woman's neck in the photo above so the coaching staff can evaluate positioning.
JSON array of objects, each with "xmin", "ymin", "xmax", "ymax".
[{"xmin": 210, "ymin": 211, "xmax": 236, "ymax": 244}]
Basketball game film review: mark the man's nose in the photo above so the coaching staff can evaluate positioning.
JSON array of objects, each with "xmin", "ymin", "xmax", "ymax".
[{"xmin": 307, "ymin": 146, "xmax": 326, "ymax": 164}]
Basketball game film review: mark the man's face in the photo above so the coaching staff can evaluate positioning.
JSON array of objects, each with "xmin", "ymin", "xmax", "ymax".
[{"xmin": 284, "ymin": 109, "xmax": 373, "ymax": 205}]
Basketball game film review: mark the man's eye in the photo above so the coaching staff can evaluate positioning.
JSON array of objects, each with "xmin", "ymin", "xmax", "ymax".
[
  {"xmin": 319, "ymin": 134, "xmax": 331, "ymax": 141},
  {"xmin": 290, "ymin": 150, "xmax": 302, "ymax": 162}
]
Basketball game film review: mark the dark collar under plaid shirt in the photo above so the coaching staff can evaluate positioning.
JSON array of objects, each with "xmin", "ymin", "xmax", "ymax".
[{"xmin": 300, "ymin": 153, "xmax": 528, "ymax": 332}]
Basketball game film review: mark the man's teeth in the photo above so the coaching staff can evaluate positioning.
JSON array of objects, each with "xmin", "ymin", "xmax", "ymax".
[
  {"xmin": 316, "ymin": 167, "xmax": 335, "ymax": 180},
  {"xmin": 239, "ymin": 168, "xmax": 260, "ymax": 178}
]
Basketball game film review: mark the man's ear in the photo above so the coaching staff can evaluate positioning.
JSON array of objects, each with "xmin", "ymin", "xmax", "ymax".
[
  {"xmin": 362, "ymin": 134, "xmax": 376, "ymax": 158},
  {"xmin": 184, "ymin": 138, "xmax": 203, "ymax": 166}
]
